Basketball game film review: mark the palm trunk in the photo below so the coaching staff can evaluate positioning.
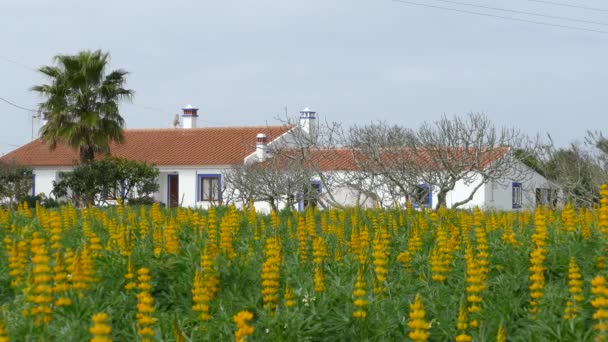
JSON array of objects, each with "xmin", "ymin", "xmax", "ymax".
[{"xmin": 80, "ymin": 146, "xmax": 95, "ymax": 164}]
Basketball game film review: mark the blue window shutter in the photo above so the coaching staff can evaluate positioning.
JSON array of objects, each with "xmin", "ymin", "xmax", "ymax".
[{"xmin": 512, "ymin": 182, "xmax": 522, "ymax": 209}]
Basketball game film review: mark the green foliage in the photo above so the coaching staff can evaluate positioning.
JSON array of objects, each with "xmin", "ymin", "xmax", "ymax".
[
  {"xmin": 0, "ymin": 162, "xmax": 33, "ymax": 207},
  {"xmin": 32, "ymin": 49, "xmax": 133, "ymax": 164},
  {"xmin": 23, "ymin": 193, "xmax": 61, "ymax": 209},
  {"xmin": 0, "ymin": 206, "xmax": 607, "ymax": 340},
  {"xmin": 513, "ymin": 148, "xmax": 545, "ymax": 176},
  {"xmin": 52, "ymin": 157, "xmax": 159, "ymax": 206}
]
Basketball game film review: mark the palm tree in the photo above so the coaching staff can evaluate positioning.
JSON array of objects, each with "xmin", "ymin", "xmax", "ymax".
[{"xmin": 32, "ymin": 50, "xmax": 134, "ymax": 164}]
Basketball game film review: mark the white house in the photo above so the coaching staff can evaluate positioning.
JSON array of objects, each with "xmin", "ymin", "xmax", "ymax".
[
  {"xmin": 0, "ymin": 105, "xmax": 555, "ymax": 211},
  {"xmin": 261, "ymin": 147, "xmax": 557, "ymax": 211}
]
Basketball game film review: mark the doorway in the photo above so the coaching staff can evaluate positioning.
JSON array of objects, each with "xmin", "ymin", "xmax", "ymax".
[{"xmin": 168, "ymin": 174, "xmax": 179, "ymax": 208}]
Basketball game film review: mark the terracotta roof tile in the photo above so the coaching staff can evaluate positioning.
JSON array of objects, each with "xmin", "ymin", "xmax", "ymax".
[
  {"xmin": 261, "ymin": 147, "xmax": 510, "ymax": 172},
  {"xmin": 0, "ymin": 126, "xmax": 293, "ymax": 167}
]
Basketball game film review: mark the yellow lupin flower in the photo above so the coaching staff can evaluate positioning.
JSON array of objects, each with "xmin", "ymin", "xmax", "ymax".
[
  {"xmin": 592, "ymin": 276, "xmax": 608, "ymax": 341},
  {"xmin": 409, "ymin": 227, "xmax": 423, "ymax": 254},
  {"xmin": 284, "ymin": 286, "xmax": 296, "ymax": 308},
  {"xmin": 455, "ymin": 303, "xmax": 472, "ymax": 342},
  {"xmin": 358, "ymin": 225, "xmax": 370, "ymax": 264},
  {"xmin": 407, "ymin": 294, "xmax": 430, "ymax": 342},
  {"xmin": 352, "ymin": 269, "xmax": 368, "ymax": 319},
  {"xmin": 27, "ymin": 232, "xmax": 53, "ymax": 325},
  {"xmin": 70, "ymin": 245, "xmax": 96, "ymax": 291},
  {"xmin": 138, "ymin": 206, "xmax": 149, "ymax": 238},
  {"xmin": 564, "ymin": 257, "xmax": 584, "ymax": 320},
  {"xmin": 192, "ymin": 269, "xmax": 212, "ymax": 321},
  {"xmin": 261, "ymin": 236, "xmax": 281, "ymax": 314},
  {"xmin": 496, "ymin": 323, "xmax": 507, "ymax": 342},
  {"xmin": 124, "ymin": 258, "xmax": 137, "ymax": 291},
  {"xmin": 297, "ymin": 216, "xmax": 309, "ymax": 263},
  {"xmin": 562, "ymin": 203, "xmax": 576, "ymax": 233},
  {"xmin": 599, "ymin": 184, "xmax": 608, "ymax": 236},
  {"xmin": 529, "ymin": 207, "xmax": 547, "ymax": 319},
  {"xmin": 464, "ymin": 244, "xmax": 483, "ymax": 327},
  {"xmin": 207, "ymin": 206, "xmax": 218, "ymax": 257},
  {"xmin": 5, "ymin": 238, "xmax": 28, "ymax": 288},
  {"xmin": 429, "ymin": 225, "xmax": 451, "ymax": 283},
  {"xmin": 163, "ymin": 219, "xmax": 179, "ymax": 255},
  {"xmin": 372, "ymin": 227, "xmax": 389, "ymax": 293},
  {"xmin": 89, "ymin": 312, "xmax": 112, "ymax": 342},
  {"xmin": 597, "ymin": 256, "xmax": 607, "ymax": 271},
  {"xmin": 135, "ymin": 268, "xmax": 156, "ymax": 341},
  {"xmin": 314, "ymin": 266, "xmax": 326, "ymax": 293},
  {"xmin": 233, "ymin": 310, "xmax": 254, "ymax": 342},
  {"xmin": 53, "ymin": 252, "xmax": 71, "ymax": 307},
  {"xmin": 219, "ymin": 208, "xmax": 237, "ymax": 260},
  {"xmin": 0, "ymin": 319, "xmax": 9, "ymax": 342}
]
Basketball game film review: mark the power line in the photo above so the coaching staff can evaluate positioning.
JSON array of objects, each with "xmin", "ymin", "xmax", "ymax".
[
  {"xmin": 0, "ymin": 96, "xmax": 36, "ymax": 112},
  {"xmin": 0, "ymin": 55, "xmax": 38, "ymax": 72},
  {"xmin": 0, "ymin": 141, "xmax": 22, "ymax": 148},
  {"xmin": 432, "ymin": 0, "xmax": 608, "ymax": 26},
  {"xmin": 392, "ymin": 0, "xmax": 608, "ymax": 34},
  {"xmin": 526, "ymin": 0, "xmax": 608, "ymax": 12},
  {"xmin": 3, "ymin": 54, "xmax": 242, "ymax": 127}
]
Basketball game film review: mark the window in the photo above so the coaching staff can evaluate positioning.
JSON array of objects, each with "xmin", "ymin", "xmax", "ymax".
[
  {"xmin": 311, "ymin": 181, "xmax": 322, "ymax": 194},
  {"xmin": 31, "ymin": 174, "xmax": 36, "ymax": 196},
  {"xmin": 411, "ymin": 184, "xmax": 432, "ymax": 208},
  {"xmin": 302, "ymin": 181, "xmax": 322, "ymax": 210},
  {"xmin": 512, "ymin": 182, "xmax": 523, "ymax": 209},
  {"xmin": 198, "ymin": 175, "xmax": 221, "ymax": 202},
  {"xmin": 536, "ymin": 188, "xmax": 558, "ymax": 208}
]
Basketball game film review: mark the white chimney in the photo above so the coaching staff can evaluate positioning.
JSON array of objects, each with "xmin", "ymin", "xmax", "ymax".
[
  {"xmin": 299, "ymin": 107, "xmax": 317, "ymax": 141},
  {"xmin": 256, "ymin": 133, "xmax": 268, "ymax": 162},
  {"xmin": 181, "ymin": 104, "xmax": 199, "ymax": 129}
]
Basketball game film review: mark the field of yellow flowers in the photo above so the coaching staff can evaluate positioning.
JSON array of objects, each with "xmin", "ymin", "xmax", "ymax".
[{"xmin": 1, "ymin": 185, "xmax": 608, "ymax": 341}]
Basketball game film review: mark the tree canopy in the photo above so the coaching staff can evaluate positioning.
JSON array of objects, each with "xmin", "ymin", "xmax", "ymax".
[
  {"xmin": 53, "ymin": 157, "xmax": 159, "ymax": 207},
  {"xmin": 32, "ymin": 50, "xmax": 133, "ymax": 164},
  {"xmin": 0, "ymin": 162, "xmax": 33, "ymax": 207}
]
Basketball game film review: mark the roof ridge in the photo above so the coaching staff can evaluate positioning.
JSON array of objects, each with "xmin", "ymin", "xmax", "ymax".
[{"xmin": 123, "ymin": 125, "xmax": 294, "ymax": 132}]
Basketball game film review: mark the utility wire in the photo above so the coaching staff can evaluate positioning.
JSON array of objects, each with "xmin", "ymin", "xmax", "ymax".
[
  {"xmin": 526, "ymin": 0, "xmax": 608, "ymax": 12},
  {"xmin": 0, "ymin": 55, "xmax": 38, "ymax": 72},
  {"xmin": 0, "ymin": 141, "xmax": 22, "ymax": 147},
  {"xmin": 0, "ymin": 96, "xmax": 36, "ymax": 112},
  {"xmin": 392, "ymin": 0, "xmax": 608, "ymax": 34},
  {"xmin": 2, "ymin": 55, "xmax": 230, "ymax": 125},
  {"xmin": 432, "ymin": 0, "xmax": 608, "ymax": 26}
]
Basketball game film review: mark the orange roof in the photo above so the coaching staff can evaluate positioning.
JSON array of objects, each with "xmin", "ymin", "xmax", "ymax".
[
  {"xmin": 256, "ymin": 148, "xmax": 358, "ymax": 171},
  {"xmin": 260, "ymin": 146, "xmax": 510, "ymax": 172},
  {"xmin": 0, "ymin": 126, "xmax": 293, "ymax": 167}
]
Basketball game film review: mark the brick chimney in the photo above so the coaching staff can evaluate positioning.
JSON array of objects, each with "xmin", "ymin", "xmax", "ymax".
[
  {"xmin": 256, "ymin": 133, "xmax": 268, "ymax": 162},
  {"xmin": 181, "ymin": 104, "xmax": 199, "ymax": 129}
]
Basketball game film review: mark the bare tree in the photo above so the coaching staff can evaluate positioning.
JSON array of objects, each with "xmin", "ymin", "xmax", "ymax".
[
  {"xmin": 346, "ymin": 113, "xmax": 539, "ymax": 209},
  {"xmin": 532, "ymin": 131, "xmax": 608, "ymax": 207},
  {"xmin": 224, "ymin": 112, "xmax": 348, "ymax": 211},
  {"xmin": 224, "ymin": 154, "xmax": 312, "ymax": 211}
]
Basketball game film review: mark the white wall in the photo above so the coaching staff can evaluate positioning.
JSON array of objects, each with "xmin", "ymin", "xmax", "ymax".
[
  {"xmin": 155, "ymin": 172, "xmax": 168, "ymax": 203},
  {"xmin": 243, "ymin": 126, "xmax": 303, "ymax": 164},
  {"xmin": 484, "ymin": 160, "xmax": 555, "ymax": 210},
  {"xmin": 33, "ymin": 167, "xmax": 73, "ymax": 198},
  {"xmin": 157, "ymin": 166, "xmax": 230, "ymax": 208},
  {"xmin": 445, "ymin": 174, "xmax": 486, "ymax": 209}
]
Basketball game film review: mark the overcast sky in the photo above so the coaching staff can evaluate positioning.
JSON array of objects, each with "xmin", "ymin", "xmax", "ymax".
[{"xmin": 1, "ymin": 0, "xmax": 607, "ymax": 155}]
